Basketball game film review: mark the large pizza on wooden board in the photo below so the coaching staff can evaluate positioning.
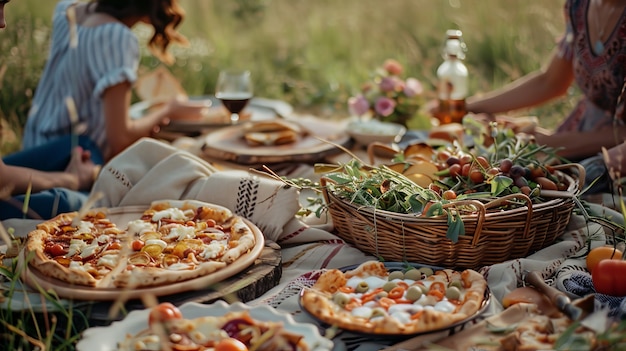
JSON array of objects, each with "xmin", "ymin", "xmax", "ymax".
[
  {"xmin": 300, "ymin": 261, "xmax": 489, "ymax": 335},
  {"xmin": 24, "ymin": 200, "xmax": 258, "ymax": 289}
]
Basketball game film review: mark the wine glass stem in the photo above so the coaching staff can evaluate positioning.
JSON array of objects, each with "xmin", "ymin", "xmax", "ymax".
[{"xmin": 230, "ymin": 113, "xmax": 239, "ymax": 124}]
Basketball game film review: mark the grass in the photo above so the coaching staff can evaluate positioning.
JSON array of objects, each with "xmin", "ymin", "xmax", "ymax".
[{"xmin": 1, "ymin": 0, "xmax": 576, "ymax": 155}]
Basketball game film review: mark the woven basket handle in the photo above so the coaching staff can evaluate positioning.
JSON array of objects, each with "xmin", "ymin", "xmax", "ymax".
[
  {"xmin": 483, "ymin": 193, "xmax": 534, "ymax": 239},
  {"xmin": 367, "ymin": 142, "xmax": 399, "ymax": 165},
  {"xmin": 320, "ymin": 177, "xmax": 334, "ymax": 205},
  {"xmin": 551, "ymin": 163, "xmax": 585, "ymax": 191},
  {"xmin": 440, "ymin": 199, "xmax": 487, "ymax": 246}
]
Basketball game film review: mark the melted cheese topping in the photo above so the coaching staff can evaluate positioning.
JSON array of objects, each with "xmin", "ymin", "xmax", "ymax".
[
  {"xmin": 79, "ymin": 242, "xmax": 100, "ymax": 259},
  {"xmin": 200, "ymin": 241, "xmax": 227, "ymax": 259},
  {"xmin": 152, "ymin": 208, "xmax": 188, "ymax": 221},
  {"xmin": 68, "ymin": 239, "xmax": 87, "ymax": 257},
  {"xmin": 127, "ymin": 219, "xmax": 154, "ymax": 236},
  {"xmin": 73, "ymin": 221, "xmax": 94, "ymax": 237},
  {"xmin": 165, "ymin": 226, "xmax": 196, "ymax": 241},
  {"xmin": 97, "ymin": 254, "xmax": 118, "ymax": 269}
]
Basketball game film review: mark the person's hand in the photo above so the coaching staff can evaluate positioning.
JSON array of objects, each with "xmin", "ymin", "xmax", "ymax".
[
  {"xmin": 65, "ymin": 146, "xmax": 99, "ymax": 191},
  {"xmin": 163, "ymin": 96, "xmax": 211, "ymax": 122}
]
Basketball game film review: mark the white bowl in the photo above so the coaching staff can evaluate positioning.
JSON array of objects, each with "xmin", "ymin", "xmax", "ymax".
[{"xmin": 347, "ymin": 119, "xmax": 407, "ymax": 146}]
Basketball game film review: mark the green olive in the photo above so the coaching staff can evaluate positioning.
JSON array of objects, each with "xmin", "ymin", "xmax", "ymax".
[
  {"xmin": 448, "ymin": 280, "xmax": 463, "ymax": 290},
  {"xmin": 388, "ymin": 271, "xmax": 404, "ymax": 281},
  {"xmin": 419, "ymin": 284, "xmax": 429, "ymax": 294},
  {"xmin": 403, "ymin": 268, "xmax": 422, "ymax": 281},
  {"xmin": 376, "ymin": 291, "xmax": 389, "ymax": 298},
  {"xmin": 370, "ymin": 307, "xmax": 387, "ymax": 318},
  {"xmin": 419, "ymin": 267, "xmax": 434, "ymax": 277},
  {"xmin": 332, "ymin": 292, "xmax": 351, "ymax": 307},
  {"xmin": 355, "ymin": 281, "xmax": 369, "ymax": 293},
  {"xmin": 383, "ymin": 281, "xmax": 397, "ymax": 292},
  {"xmin": 405, "ymin": 286, "xmax": 423, "ymax": 301},
  {"xmin": 445, "ymin": 286, "xmax": 462, "ymax": 300}
]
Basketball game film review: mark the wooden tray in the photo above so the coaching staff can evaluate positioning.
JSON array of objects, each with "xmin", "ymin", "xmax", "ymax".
[
  {"xmin": 201, "ymin": 117, "xmax": 352, "ymax": 165},
  {"xmin": 18, "ymin": 206, "xmax": 265, "ymax": 301}
]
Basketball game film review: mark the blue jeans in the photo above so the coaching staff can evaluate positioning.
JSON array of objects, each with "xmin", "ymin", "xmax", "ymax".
[{"xmin": 1, "ymin": 135, "xmax": 104, "ymax": 220}]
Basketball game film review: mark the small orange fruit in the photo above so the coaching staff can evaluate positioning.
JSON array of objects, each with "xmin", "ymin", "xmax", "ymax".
[{"xmin": 586, "ymin": 246, "xmax": 623, "ymax": 273}]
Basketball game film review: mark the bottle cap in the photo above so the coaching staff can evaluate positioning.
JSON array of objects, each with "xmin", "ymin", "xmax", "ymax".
[
  {"xmin": 442, "ymin": 30, "xmax": 467, "ymax": 60},
  {"xmin": 446, "ymin": 29, "xmax": 463, "ymax": 40}
]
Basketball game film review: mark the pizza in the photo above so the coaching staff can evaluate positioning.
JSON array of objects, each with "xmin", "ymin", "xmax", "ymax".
[
  {"xmin": 299, "ymin": 260, "xmax": 488, "ymax": 335},
  {"xmin": 118, "ymin": 302, "xmax": 310, "ymax": 351},
  {"xmin": 24, "ymin": 200, "xmax": 258, "ymax": 289}
]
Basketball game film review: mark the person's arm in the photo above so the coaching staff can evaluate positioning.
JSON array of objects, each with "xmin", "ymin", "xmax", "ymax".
[
  {"xmin": 101, "ymin": 82, "xmax": 209, "ymax": 159},
  {"xmin": 533, "ymin": 125, "xmax": 626, "ymax": 161},
  {"xmin": 0, "ymin": 147, "xmax": 97, "ymax": 195},
  {"xmin": 101, "ymin": 82, "xmax": 165, "ymax": 159},
  {"xmin": 604, "ymin": 141, "xmax": 626, "ymax": 177},
  {"xmin": 466, "ymin": 48, "xmax": 574, "ymax": 115}
]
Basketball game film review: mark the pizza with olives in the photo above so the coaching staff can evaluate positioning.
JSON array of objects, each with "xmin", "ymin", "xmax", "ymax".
[
  {"xmin": 299, "ymin": 260, "xmax": 489, "ymax": 335},
  {"xmin": 24, "ymin": 200, "xmax": 259, "ymax": 289},
  {"xmin": 118, "ymin": 302, "xmax": 310, "ymax": 351}
]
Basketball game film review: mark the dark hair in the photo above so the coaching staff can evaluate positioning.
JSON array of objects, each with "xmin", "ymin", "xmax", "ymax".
[{"xmin": 91, "ymin": 0, "xmax": 188, "ymax": 64}]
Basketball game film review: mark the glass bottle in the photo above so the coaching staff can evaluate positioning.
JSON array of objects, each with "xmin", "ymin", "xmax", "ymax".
[{"xmin": 434, "ymin": 30, "xmax": 468, "ymax": 125}]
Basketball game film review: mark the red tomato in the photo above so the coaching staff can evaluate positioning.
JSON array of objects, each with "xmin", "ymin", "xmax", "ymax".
[
  {"xmin": 592, "ymin": 259, "xmax": 626, "ymax": 296},
  {"xmin": 215, "ymin": 338, "xmax": 249, "ymax": 351},
  {"xmin": 442, "ymin": 190, "xmax": 457, "ymax": 200},
  {"xmin": 148, "ymin": 302, "xmax": 183, "ymax": 327}
]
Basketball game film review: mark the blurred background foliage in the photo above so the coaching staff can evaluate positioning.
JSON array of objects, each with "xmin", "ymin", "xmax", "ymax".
[{"xmin": 1, "ymin": 0, "xmax": 578, "ymax": 154}]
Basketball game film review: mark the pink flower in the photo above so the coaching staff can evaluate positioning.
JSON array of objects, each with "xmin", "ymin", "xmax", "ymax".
[
  {"xmin": 374, "ymin": 97, "xmax": 396, "ymax": 117},
  {"xmin": 383, "ymin": 59, "xmax": 403, "ymax": 76},
  {"xmin": 348, "ymin": 95, "xmax": 370, "ymax": 116},
  {"xmin": 379, "ymin": 76, "xmax": 396, "ymax": 93},
  {"xmin": 403, "ymin": 78, "xmax": 424, "ymax": 97}
]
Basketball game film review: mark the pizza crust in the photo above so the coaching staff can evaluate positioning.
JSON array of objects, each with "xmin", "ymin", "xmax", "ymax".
[
  {"xmin": 25, "ymin": 227, "xmax": 99, "ymax": 287},
  {"xmin": 113, "ymin": 260, "xmax": 227, "ymax": 288}
]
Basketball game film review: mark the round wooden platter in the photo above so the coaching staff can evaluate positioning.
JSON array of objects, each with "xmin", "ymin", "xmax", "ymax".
[
  {"xmin": 18, "ymin": 206, "xmax": 267, "ymax": 301},
  {"xmin": 201, "ymin": 117, "xmax": 352, "ymax": 165}
]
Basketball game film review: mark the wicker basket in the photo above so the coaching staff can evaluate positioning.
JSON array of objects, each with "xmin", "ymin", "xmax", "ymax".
[{"xmin": 321, "ymin": 163, "xmax": 583, "ymax": 270}]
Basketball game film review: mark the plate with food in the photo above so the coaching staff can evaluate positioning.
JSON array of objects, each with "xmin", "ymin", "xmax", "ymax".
[
  {"xmin": 202, "ymin": 117, "xmax": 352, "ymax": 165},
  {"xmin": 131, "ymin": 66, "xmax": 293, "ymax": 133},
  {"xmin": 299, "ymin": 260, "xmax": 490, "ymax": 338},
  {"xmin": 77, "ymin": 300, "xmax": 334, "ymax": 351},
  {"xmin": 19, "ymin": 199, "xmax": 265, "ymax": 300},
  {"xmin": 130, "ymin": 95, "xmax": 294, "ymax": 132}
]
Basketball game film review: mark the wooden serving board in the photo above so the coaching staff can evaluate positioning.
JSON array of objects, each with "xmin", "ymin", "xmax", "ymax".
[{"xmin": 202, "ymin": 117, "xmax": 352, "ymax": 165}]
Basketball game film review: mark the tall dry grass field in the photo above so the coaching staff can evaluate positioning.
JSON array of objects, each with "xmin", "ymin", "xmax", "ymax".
[{"xmin": 1, "ymin": 0, "xmax": 573, "ymax": 153}]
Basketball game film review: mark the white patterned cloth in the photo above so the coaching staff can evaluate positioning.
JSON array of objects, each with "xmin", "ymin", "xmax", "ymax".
[
  {"xmin": 90, "ymin": 137, "xmax": 335, "ymax": 245},
  {"xmin": 3, "ymin": 136, "xmax": 626, "ymax": 350}
]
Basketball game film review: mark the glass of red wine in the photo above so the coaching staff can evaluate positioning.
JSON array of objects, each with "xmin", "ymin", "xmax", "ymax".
[{"xmin": 215, "ymin": 70, "xmax": 253, "ymax": 124}]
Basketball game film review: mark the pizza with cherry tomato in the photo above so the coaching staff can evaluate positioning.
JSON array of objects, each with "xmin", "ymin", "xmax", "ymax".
[
  {"xmin": 300, "ymin": 261, "xmax": 489, "ymax": 335},
  {"xmin": 118, "ymin": 302, "xmax": 310, "ymax": 351},
  {"xmin": 24, "ymin": 200, "xmax": 258, "ymax": 289}
]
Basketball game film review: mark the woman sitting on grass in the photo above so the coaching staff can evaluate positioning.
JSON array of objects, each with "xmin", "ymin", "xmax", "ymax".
[
  {"xmin": 2, "ymin": 0, "xmax": 208, "ymax": 220},
  {"xmin": 466, "ymin": 0, "xmax": 626, "ymax": 162},
  {"xmin": 19, "ymin": 0, "xmax": 203, "ymax": 161}
]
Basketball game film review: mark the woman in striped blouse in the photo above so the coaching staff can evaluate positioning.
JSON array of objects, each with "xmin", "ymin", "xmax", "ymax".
[{"xmin": 20, "ymin": 0, "xmax": 201, "ymax": 161}]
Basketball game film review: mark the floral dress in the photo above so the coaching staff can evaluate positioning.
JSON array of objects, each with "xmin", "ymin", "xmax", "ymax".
[{"xmin": 557, "ymin": 0, "xmax": 626, "ymax": 133}]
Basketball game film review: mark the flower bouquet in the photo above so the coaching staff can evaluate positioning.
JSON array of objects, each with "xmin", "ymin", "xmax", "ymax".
[{"xmin": 348, "ymin": 59, "xmax": 426, "ymax": 128}]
